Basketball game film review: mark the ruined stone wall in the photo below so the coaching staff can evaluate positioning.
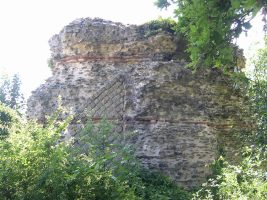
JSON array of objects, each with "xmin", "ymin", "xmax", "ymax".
[{"xmin": 27, "ymin": 18, "xmax": 251, "ymax": 188}]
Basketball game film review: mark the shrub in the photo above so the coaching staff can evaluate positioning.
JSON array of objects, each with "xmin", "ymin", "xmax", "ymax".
[
  {"xmin": 0, "ymin": 113, "xmax": 137, "ymax": 199},
  {"xmin": 142, "ymin": 17, "xmax": 179, "ymax": 37},
  {"xmin": 193, "ymin": 148, "xmax": 267, "ymax": 200},
  {"xmin": 0, "ymin": 108, "xmax": 191, "ymax": 200}
]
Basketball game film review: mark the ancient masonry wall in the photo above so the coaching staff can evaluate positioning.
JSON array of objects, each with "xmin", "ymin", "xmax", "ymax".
[{"xmin": 27, "ymin": 18, "xmax": 252, "ymax": 188}]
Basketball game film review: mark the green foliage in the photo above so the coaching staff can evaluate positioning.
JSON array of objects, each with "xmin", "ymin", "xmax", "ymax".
[
  {"xmin": 155, "ymin": 0, "xmax": 266, "ymax": 70},
  {"xmin": 189, "ymin": 36, "xmax": 267, "ymax": 200},
  {"xmin": 0, "ymin": 114, "xmax": 135, "ymax": 199},
  {"xmin": 193, "ymin": 148, "xmax": 267, "ymax": 200},
  {"xmin": 154, "ymin": 0, "xmax": 173, "ymax": 9},
  {"xmin": 144, "ymin": 17, "xmax": 178, "ymax": 37},
  {"xmin": 0, "ymin": 73, "xmax": 24, "ymax": 111},
  {"xmin": 0, "ymin": 103, "xmax": 20, "ymax": 139},
  {"xmin": 0, "ymin": 109, "xmax": 191, "ymax": 200},
  {"xmin": 248, "ymin": 37, "xmax": 267, "ymax": 146},
  {"xmin": 47, "ymin": 58, "xmax": 55, "ymax": 70},
  {"xmin": 136, "ymin": 169, "xmax": 191, "ymax": 200}
]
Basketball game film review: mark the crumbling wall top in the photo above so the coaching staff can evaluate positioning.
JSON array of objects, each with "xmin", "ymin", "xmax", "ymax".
[{"xmin": 48, "ymin": 18, "xmax": 185, "ymax": 70}]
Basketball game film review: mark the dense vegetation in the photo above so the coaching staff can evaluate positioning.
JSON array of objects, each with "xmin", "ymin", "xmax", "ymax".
[
  {"xmin": 0, "ymin": 74, "xmax": 23, "ymax": 139},
  {"xmin": 0, "ymin": 108, "xmax": 191, "ymax": 200},
  {"xmin": 249, "ymin": 39, "xmax": 267, "ymax": 146},
  {"xmin": 155, "ymin": 0, "xmax": 267, "ymax": 70}
]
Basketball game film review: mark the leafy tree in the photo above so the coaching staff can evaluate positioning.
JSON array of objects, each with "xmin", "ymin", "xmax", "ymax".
[
  {"xmin": 9, "ymin": 74, "xmax": 23, "ymax": 109},
  {"xmin": 0, "ymin": 103, "xmax": 19, "ymax": 139},
  {"xmin": 0, "ymin": 73, "xmax": 24, "ymax": 110},
  {"xmin": 155, "ymin": 0, "xmax": 267, "ymax": 70},
  {"xmin": 0, "ymin": 74, "xmax": 24, "ymax": 138},
  {"xmin": 0, "ymin": 75, "xmax": 10, "ymax": 106},
  {"xmin": 249, "ymin": 37, "xmax": 267, "ymax": 146}
]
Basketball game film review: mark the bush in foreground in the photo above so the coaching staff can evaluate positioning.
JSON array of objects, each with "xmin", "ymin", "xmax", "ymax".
[
  {"xmin": 192, "ymin": 148, "xmax": 267, "ymax": 200},
  {"xmin": 0, "ymin": 107, "xmax": 190, "ymax": 200}
]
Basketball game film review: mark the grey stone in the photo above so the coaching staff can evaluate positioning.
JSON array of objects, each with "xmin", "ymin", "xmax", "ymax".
[{"xmin": 27, "ymin": 18, "xmax": 252, "ymax": 188}]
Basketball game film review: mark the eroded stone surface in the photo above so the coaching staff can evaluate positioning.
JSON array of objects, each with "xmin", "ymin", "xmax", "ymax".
[{"xmin": 27, "ymin": 18, "xmax": 251, "ymax": 188}]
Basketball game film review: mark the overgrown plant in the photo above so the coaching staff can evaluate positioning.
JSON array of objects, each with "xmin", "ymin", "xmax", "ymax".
[
  {"xmin": 155, "ymin": 0, "xmax": 266, "ymax": 70},
  {"xmin": 143, "ymin": 17, "xmax": 178, "ymax": 37},
  {"xmin": 0, "ymin": 112, "xmax": 140, "ymax": 199},
  {"xmin": 192, "ymin": 148, "xmax": 267, "ymax": 200},
  {"xmin": 249, "ymin": 37, "xmax": 267, "ymax": 146},
  {"xmin": 0, "ymin": 106, "xmax": 191, "ymax": 200},
  {"xmin": 0, "ymin": 103, "xmax": 20, "ymax": 139},
  {"xmin": 192, "ymin": 37, "xmax": 267, "ymax": 200}
]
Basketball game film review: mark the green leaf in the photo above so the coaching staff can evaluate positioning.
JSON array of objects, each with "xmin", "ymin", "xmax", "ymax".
[
  {"xmin": 243, "ymin": 22, "xmax": 252, "ymax": 30},
  {"xmin": 231, "ymin": 0, "xmax": 240, "ymax": 9}
]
